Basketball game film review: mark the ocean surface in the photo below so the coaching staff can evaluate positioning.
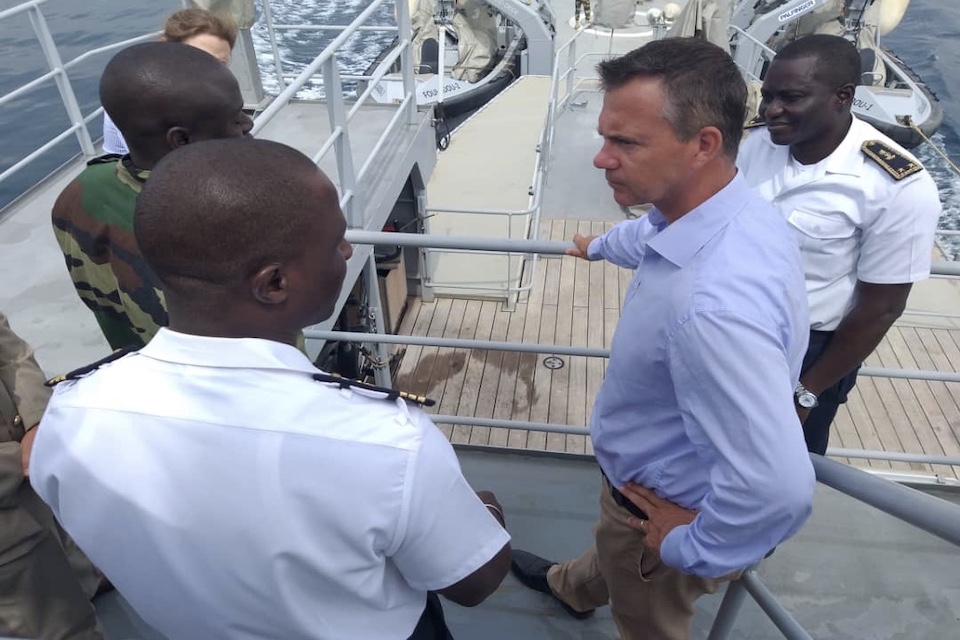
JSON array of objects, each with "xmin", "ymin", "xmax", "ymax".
[{"xmin": 0, "ymin": 0, "xmax": 957, "ymax": 248}]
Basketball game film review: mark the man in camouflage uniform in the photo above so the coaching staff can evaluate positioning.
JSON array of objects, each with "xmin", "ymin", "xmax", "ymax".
[
  {"xmin": 575, "ymin": 0, "xmax": 591, "ymax": 28},
  {"xmin": 0, "ymin": 311, "xmax": 104, "ymax": 639},
  {"xmin": 52, "ymin": 42, "xmax": 253, "ymax": 350}
]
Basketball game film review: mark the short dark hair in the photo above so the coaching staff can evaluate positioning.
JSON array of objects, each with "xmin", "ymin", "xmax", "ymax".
[
  {"xmin": 775, "ymin": 34, "xmax": 861, "ymax": 89},
  {"xmin": 134, "ymin": 139, "xmax": 328, "ymax": 297},
  {"xmin": 598, "ymin": 38, "xmax": 747, "ymax": 158},
  {"xmin": 100, "ymin": 42, "xmax": 238, "ymax": 143}
]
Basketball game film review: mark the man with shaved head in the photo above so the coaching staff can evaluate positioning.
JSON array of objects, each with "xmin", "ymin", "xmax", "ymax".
[
  {"xmin": 31, "ymin": 139, "xmax": 511, "ymax": 640},
  {"xmin": 51, "ymin": 41, "xmax": 253, "ymax": 351}
]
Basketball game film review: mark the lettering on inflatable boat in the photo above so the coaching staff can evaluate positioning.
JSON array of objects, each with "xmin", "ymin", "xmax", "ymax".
[{"xmin": 778, "ymin": 0, "xmax": 817, "ymax": 23}]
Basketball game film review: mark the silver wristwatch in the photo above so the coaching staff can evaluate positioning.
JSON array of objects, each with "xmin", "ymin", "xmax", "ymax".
[{"xmin": 794, "ymin": 382, "xmax": 819, "ymax": 409}]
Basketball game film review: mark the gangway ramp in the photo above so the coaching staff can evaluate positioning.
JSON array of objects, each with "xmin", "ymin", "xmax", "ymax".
[{"xmin": 425, "ymin": 75, "xmax": 551, "ymax": 304}]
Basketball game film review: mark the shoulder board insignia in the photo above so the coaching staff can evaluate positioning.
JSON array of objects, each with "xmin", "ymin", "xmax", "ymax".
[
  {"xmin": 45, "ymin": 346, "xmax": 138, "ymax": 387},
  {"xmin": 312, "ymin": 373, "xmax": 436, "ymax": 407},
  {"xmin": 86, "ymin": 153, "xmax": 123, "ymax": 166},
  {"xmin": 744, "ymin": 115, "xmax": 766, "ymax": 129},
  {"xmin": 861, "ymin": 140, "xmax": 923, "ymax": 181}
]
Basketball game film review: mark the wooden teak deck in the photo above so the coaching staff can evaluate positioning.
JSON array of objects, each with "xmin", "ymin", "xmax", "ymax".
[{"xmin": 395, "ymin": 219, "xmax": 960, "ymax": 482}]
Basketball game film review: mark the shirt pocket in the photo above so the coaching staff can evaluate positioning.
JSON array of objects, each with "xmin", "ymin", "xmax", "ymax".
[
  {"xmin": 787, "ymin": 209, "xmax": 856, "ymax": 240},
  {"xmin": 786, "ymin": 209, "xmax": 858, "ymax": 286}
]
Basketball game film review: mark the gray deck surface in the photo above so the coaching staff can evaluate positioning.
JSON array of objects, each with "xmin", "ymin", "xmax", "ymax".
[{"xmin": 91, "ymin": 448, "xmax": 960, "ymax": 640}]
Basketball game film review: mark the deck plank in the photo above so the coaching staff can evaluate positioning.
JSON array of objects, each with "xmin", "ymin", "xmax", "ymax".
[
  {"xmin": 434, "ymin": 299, "xmax": 482, "ymax": 443},
  {"xmin": 872, "ymin": 332, "xmax": 947, "ymax": 475},
  {"xmin": 548, "ymin": 221, "xmax": 576, "ymax": 452},
  {"xmin": 462, "ymin": 300, "xmax": 503, "ymax": 446},
  {"xmin": 513, "ymin": 256, "xmax": 548, "ymax": 449},
  {"xmin": 493, "ymin": 301, "xmax": 530, "ymax": 448}
]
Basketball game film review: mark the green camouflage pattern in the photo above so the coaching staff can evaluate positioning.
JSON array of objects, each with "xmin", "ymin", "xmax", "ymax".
[{"xmin": 51, "ymin": 157, "xmax": 167, "ymax": 350}]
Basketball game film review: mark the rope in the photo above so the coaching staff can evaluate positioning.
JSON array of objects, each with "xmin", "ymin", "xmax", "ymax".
[{"xmin": 906, "ymin": 117, "xmax": 960, "ymax": 176}]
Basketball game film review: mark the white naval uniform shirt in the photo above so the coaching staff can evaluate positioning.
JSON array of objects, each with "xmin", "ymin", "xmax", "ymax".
[
  {"xmin": 738, "ymin": 116, "xmax": 942, "ymax": 330},
  {"xmin": 30, "ymin": 329, "xmax": 509, "ymax": 640}
]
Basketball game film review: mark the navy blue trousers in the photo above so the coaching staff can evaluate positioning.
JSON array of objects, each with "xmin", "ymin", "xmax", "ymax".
[{"xmin": 800, "ymin": 331, "xmax": 860, "ymax": 455}]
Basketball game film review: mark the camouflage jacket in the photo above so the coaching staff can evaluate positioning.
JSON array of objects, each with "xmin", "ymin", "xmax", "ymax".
[
  {"xmin": 0, "ymin": 311, "xmax": 51, "ymax": 557},
  {"xmin": 51, "ymin": 156, "xmax": 167, "ymax": 350}
]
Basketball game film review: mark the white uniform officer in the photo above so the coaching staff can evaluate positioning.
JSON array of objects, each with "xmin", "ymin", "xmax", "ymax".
[
  {"xmin": 30, "ymin": 138, "xmax": 512, "ymax": 640},
  {"xmin": 738, "ymin": 34, "xmax": 942, "ymax": 454}
]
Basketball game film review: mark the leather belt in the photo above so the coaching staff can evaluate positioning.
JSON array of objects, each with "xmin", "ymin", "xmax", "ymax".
[{"xmin": 603, "ymin": 472, "xmax": 649, "ymax": 520}]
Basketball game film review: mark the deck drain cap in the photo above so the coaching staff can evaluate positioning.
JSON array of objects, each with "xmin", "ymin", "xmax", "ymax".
[{"xmin": 543, "ymin": 356, "xmax": 565, "ymax": 370}]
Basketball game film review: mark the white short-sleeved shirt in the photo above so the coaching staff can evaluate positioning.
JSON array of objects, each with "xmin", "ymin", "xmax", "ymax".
[
  {"xmin": 30, "ymin": 329, "xmax": 509, "ymax": 640},
  {"xmin": 738, "ymin": 117, "xmax": 942, "ymax": 330},
  {"xmin": 101, "ymin": 111, "xmax": 128, "ymax": 155}
]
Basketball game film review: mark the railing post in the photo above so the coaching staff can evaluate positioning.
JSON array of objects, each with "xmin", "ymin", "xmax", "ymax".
[
  {"xmin": 259, "ymin": 0, "xmax": 287, "ymax": 92},
  {"xmin": 706, "ymin": 577, "xmax": 751, "ymax": 640},
  {"xmin": 395, "ymin": 0, "xmax": 419, "ymax": 126},
  {"xmin": 324, "ymin": 57, "xmax": 358, "ymax": 226},
  {"xmin": 27, "ymin": 6, "xmax": 95, "ymax": 157},
  {"xmin": 565, "ymin": 39, "xmax": 577, "ymax": 104},
  {"xmin": 363, "ymin": 253, "xmax": 393, "ymax": 388},
  {"xmin": 415, "ymin": 190, "xmax": 435, "ymax": 302}
]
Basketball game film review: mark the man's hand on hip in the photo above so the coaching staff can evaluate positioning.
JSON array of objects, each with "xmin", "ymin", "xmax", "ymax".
[{"xmin": 619, "ymin": 483, "xmax": 697, "ymax": 552}]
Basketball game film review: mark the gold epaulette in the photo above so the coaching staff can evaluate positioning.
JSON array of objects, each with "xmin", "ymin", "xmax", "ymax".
[
  {"xmin": 312, "ymin": 373, "xmax": 436, "ymax": 407},
  {"xmin": 744, "ymin": 115, "xmax": 766, "ymax": 129},
  {"xmin": 45, "ymin": 346, "xmax": 138, "ymax": 387},
  {"xmin": 861, "ymin": 140, "xmax": 924, "ymax": 181},
  {"xmin": 86, "ymin": 153, "xmax": 123, "ymax": 166}
]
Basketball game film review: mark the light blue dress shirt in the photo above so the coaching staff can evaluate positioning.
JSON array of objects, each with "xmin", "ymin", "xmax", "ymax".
[{"xmin": 588, "ymin": 173, "xmax": 815, "ymax": 578}]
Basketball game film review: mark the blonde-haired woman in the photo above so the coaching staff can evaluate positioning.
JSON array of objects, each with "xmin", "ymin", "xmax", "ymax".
[{"xmin": 102, "ymin": 9, "xmax": 238, "ymax": 155}]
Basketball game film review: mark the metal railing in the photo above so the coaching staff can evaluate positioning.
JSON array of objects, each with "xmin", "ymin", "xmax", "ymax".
[
  {"xmin": 728, "ymin": 24, "xmax": 778, "ymax": 83},
  {"xmin": 338, "ymin": 229, "xmax": 960, "ymax": 437},
  {"xmin": 249, "ymin": 0, "xmax": 418, "ymax": 225},
  {"xmin": 326, "ymin": 228, "xmax": 960, "ymax": 640},
  {"xmin": 418, "ymin": 84, "xmax": 551, "ymax": 302},
  {"xmin": 0, "ymin": 0, "xmax": 99, "ymax": 187},
  {"xmin": 420, "ymin": 157, "xmax": 547, "ymax": 302},
  {"xmin": 0, "ymin": 0, "xmax": 420, "ymax": 228},
  {"xmin": 708, "ymin": 454, "xmax": 960, "ymax": 640}
]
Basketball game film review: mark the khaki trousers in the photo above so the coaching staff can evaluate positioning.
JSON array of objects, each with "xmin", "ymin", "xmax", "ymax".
[{"xmin": 547, "ymin": 479, "xmax": 726, "ymax": 640}]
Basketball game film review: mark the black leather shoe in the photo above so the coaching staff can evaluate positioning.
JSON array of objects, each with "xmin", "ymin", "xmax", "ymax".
[{"xmin": 510, "ymin": 549, "xmax": 594, "ymax": 620}]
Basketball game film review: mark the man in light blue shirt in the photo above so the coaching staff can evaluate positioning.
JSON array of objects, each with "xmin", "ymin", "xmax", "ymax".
[{"xmin": 510, "ymin": 38, "xmax": 816, "ymax": 640}]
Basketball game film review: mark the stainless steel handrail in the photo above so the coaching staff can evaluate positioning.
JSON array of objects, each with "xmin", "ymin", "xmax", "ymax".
[
  {"xmin": 0, "ymin": 0, "xmax": 101, "ymax": 187},
  {"xmin": 248, "ymin": 0, "xmax": 417, "ymax": 225}
]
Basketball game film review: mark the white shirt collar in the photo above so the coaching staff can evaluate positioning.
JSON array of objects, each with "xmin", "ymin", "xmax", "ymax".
[
  {"xmin": 821, "ymin": 116, "xmax": 868, "ymax": 177},
  {"xmin": 757, "ymin": 115, "xmax": 867, "ymax": 178},
  {"xmin": 140, "ymin": 327, "xmax": 317, "ymax": 374}
]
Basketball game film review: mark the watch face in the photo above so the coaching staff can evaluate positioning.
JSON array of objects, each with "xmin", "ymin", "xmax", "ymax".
[{"xmin": 798, "ymin": 392, "xmax": 817, "ymax": 409}]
